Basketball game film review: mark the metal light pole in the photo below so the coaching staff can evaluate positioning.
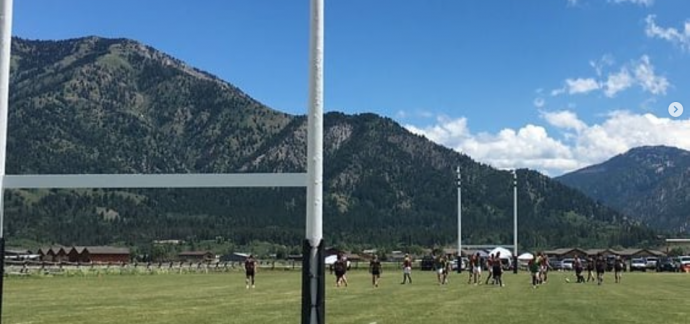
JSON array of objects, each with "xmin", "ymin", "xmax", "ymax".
[
  {"xmin": 0, "ymin": 0, "xmax": 13, "ymax": 321},
  {"xmin": 512, "ymin": 169, "xmax": 518, "ymax": 273},
  {"xmin": 456, "ymin": 166, "xmax": 462, "ymax": 273},
  {"xmin": 301, "ymin": 0, "xmax": 325, "ymax": 323}
]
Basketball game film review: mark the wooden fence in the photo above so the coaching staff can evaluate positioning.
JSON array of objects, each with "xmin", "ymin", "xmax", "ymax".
[{"xmin": 2, "ymin": 259, "xmax": 304, "ymax": 277}]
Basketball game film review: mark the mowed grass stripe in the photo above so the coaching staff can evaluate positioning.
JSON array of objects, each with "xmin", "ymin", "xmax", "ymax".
[{"xmin": 4, "ymin": 271, "xmax": 689, "ymax": 324}]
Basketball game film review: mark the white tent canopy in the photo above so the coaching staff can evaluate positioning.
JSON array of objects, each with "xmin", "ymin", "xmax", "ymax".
[
  {"xmin": 325, "ymin": 255, "xmax": 351, "ymax": 268},
  {"xmin": 324, "ymin": 255, "xmax": 338, "ymax": 265},
  {"xmin": 518, "ymin": 252, "xmax": 534, "ymax": 260},
  {"xmin": 488, "ymin": 247, "xmax": 513, "ymax": 259}
]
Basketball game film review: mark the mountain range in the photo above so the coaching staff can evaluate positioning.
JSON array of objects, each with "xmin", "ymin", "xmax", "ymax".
[
  {"xmin": 2, "ymin": 36, "xmax": 659, "ymax": 254},
  {"xmin": 557, "ymin": 145, "xmax": 690, "ymax": 234}
]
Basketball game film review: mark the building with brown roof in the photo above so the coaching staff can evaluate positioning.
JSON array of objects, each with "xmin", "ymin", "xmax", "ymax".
[
  {"xmin": 75, "ymin": 246, "xmax": 130, "ymax": 263},
  {"xmin": 543, "ymin": 248, "xmax": 588, "ymax": 259},
  {"xmin": 178, "ymin": 251, "xmax": 215, "ymax": 262},
  {"xmin": 38, "ymin": 246, "xmax": 69, "ymax": 262},
  {"xmin": 86, "ymin": 246, "xmax": 130, "ymax": 263}
]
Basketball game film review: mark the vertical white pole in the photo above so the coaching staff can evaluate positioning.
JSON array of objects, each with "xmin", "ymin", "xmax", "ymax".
[
  {"xmin": 513, "ymin": 170, "xmax": 518, "ymax": 258},
  {"xmin": 304, "ymin": 0, "xmax": 324, "ymax": 323},
  {"xmin": 457, "ymin": 166, "xmax": 461, "ymax": 263},
  {"xmin": 0, "ymin": 0, "xmax": 13, "ymax": 237},
  {"xmin": 306, "ymin": 0, "xmax": 324, "ymax": 256},
  {"xmin": 0, "ymin": 0, "xmax": 13, "ymax": 321}
]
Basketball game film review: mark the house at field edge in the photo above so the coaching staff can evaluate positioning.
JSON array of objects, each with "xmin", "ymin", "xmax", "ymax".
[
  {"xmin": 37, "ymin": 246, "xmax": 69, "ymax": 262},
  {"xmin": 220, "ymin": 252, "xmax": 249, "ymax": 262},
  {"xmin": 538, "ymin": 248, "xmax": 666, "ymax": 260},
  {"xmin": 542, "ymin": 248, "xmax": 588, "ymax": 259},
  {"xmin": 610, "ymin": 248, "xmax": 665, "ymax": 258},
  {"xmin": 68, "ymin": 246, "xmax": 130, "ymax": 263},
  {"xmin": 178, "ymin": 251, "xmax": 215, "ymax": 262}
]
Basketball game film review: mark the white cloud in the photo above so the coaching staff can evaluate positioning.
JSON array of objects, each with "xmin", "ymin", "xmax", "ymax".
[
  {"xmin": 610, "ymin": 0, "xmax": 654, "ymax": 6},
  {"xmin": 404, "ymin": 111, "xmax": 690, "ymax": 176},
  {"xmin": 640, "ymin": 97, "xmax": 657, "ymax": 111},
  {"xmin": 405, "ymin": 115, "xmax": 471, "ymax": 146},
  {"xmin": 418, "ymin": 110, "xmax": 434, "ymax": 118},
  {"xmin": 541, "ymin": 110, "xmax": 587, "ymax": 133},
  {"xmin": 565, "ymin": 78, "xmax": 600, "ymax": 94},
  {"xmin": 571, "ymin": 0, "xmax": 654, "ymax": 8},
  {"xmin": 603, "ymin": 67, "xmax": 633, "ymax": 97},
  {"xmin": 589, "ymin": 54, "xmax": 615, "ymax": 77},
  {"xmin": 634, "ymin": 55, "xmax": 669, "ymax": 95},
  {"xmin": 645, "ymin": 15, "xmax": 690, "ymax": 52},
  {"xmin": 551, "ymin": 88, "xmax": 566, "ymax": 96},
  {"xmin": 533, "ymin": 97, "xmax": 545, "ymax": 108},
  {"xmin": 555, "ymin": 55, "xmax": 669, "ymax": 98},
  {"xmin": 395, "ymin": 110, "xmax": 435, "ymax": 119}
]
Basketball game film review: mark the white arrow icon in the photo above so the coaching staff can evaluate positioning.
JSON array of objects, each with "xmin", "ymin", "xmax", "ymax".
[{"xmin": 669, "ymin": 102, "xmax": 683, "ymax": 118}]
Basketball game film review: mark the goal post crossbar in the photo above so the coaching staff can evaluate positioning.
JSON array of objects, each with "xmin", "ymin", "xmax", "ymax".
[{"xmin": 2, "ymin": 173, "xmax": 308, "ymax": 189}]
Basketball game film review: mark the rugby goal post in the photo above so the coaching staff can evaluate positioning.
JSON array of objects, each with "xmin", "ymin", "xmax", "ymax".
[{"xmin": 457, "ymin": 166, "xmax": 519, "ymax": 274}]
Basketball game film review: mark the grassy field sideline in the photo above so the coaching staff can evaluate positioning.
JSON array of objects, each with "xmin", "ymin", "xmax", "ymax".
[{"xmin": 4, "ymin": 270, "xmax": 689, "ymax": 324}]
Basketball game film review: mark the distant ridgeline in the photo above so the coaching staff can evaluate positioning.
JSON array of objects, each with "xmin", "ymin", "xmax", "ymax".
[
  {"xmin": 558, "ymin": 146, "xmax": 690, "ymax": 234},
  {"xmin": 2, "ymin": 37, "xmax": 660, "ymax": 254}
]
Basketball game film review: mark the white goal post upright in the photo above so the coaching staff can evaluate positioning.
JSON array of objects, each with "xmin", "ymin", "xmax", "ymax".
[
  {"xmin": 513, "ymin": 169, "xmax": 518, "ymax": 273},
  {"xmin": 302, "ymin": 0, "xmax": 325, "ymax": 323},
  {"xmin": 0, "ymin": 0, "xmax": 13, "ymax": 322},
  {"xmin": 456, "ymin": 167, "xmax": 519, "ymax": 273},
  {"xmin": 456, "ymin": 166, "xmax": 462, "ymax": 272}
]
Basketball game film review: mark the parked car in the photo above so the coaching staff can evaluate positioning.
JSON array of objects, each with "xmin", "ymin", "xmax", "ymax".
[
  {"xmin": 420, "ymin": 256, "xmax": 435, "ymax": 271},
  {"xmin": 657, "ymin": 257, "xmax": 679, "ymax": 272},
  {"xmin": 678, "ymin": 256, "xmax": 690, "ymax": 272},
  {"xmin": 561, "ymin": 258, "xmax": 575, "ymax": 271},
  {"xmin": 450, "ymin": 258, "xmax": 469, "ymax": 271},
  {"xmin": 630, "ymin": 258, "xmax": 647, "ymax": 272},
  {"xmin": 645, "ymin": 256, "xmax": 658, "ymax": 270},
  {"xmin": 550, "ymin": 260, "xmax": 564, "ymax": 271}
]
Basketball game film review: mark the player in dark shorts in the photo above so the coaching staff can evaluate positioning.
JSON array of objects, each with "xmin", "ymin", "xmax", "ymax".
[
  {"xmin": 595, "ymin": 254, "xmax": 606, "ymax": 285},
  {"xmin": 334, "ymin": 254, "xmax": 347, "ymax": 288},
  {"xmin": 533, "ymin": 252, "xmax": 542, "ymax": 284},
  {"xmin": 244, "ymin": 254, "xmax": 257, "ymax": 289},
  {"xmin": 485, "ymin": 254, "xmax": 494, "ymax": 285},
  {"xmin": 574, "ymin": 256, "xmax": 585, "ymax": 283},
  {"xmin": 467, "ymin": 254, "xmax": 478, "ymax": 284},
  {"xmin": 586, "ymin": 257, "xmax": 595, "ymax": 283},
  {"xmin": 529, "ymin": 257, "xmax": 540, "ymax": 288},
  {"xmin": 613, "ymin": 255, "xmax": 624, "ymax": 283},
  {"xmin": 401, "ymin": 254, "xmax": 412, "ymax": 284},
  {"xmin": 369, "ymin": 255, "xmax": 382, "ymax": 287},
  {"xmin": 492, "ymin": 252, "xmax": 504, "ymax": 287}
]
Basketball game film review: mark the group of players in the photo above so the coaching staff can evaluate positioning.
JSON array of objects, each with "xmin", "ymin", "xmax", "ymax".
[
  {"xmin": 466, "ymin": 252, "xmax": 506, "ymax": 286},
  {"xmin": 527, "ymin": 252, "xmax": 625, "ymax": 287},
  {"xmin": 331, "ymin": 252, "xmax": 413, "ymax": 288},
  {"xmin": 242, "ymin": 251, "xmax": 627, "ymax": 289}
]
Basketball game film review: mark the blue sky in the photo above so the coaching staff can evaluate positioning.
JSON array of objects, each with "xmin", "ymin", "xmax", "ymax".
[{"xmin": 13, "ymin": 0, "xmax": 690, "ymax": 175}]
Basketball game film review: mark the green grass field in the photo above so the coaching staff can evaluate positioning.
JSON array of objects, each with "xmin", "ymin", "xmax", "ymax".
[{"xmin": 4, "ymin": 270, "xmax": 689, "ymax": 324}]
